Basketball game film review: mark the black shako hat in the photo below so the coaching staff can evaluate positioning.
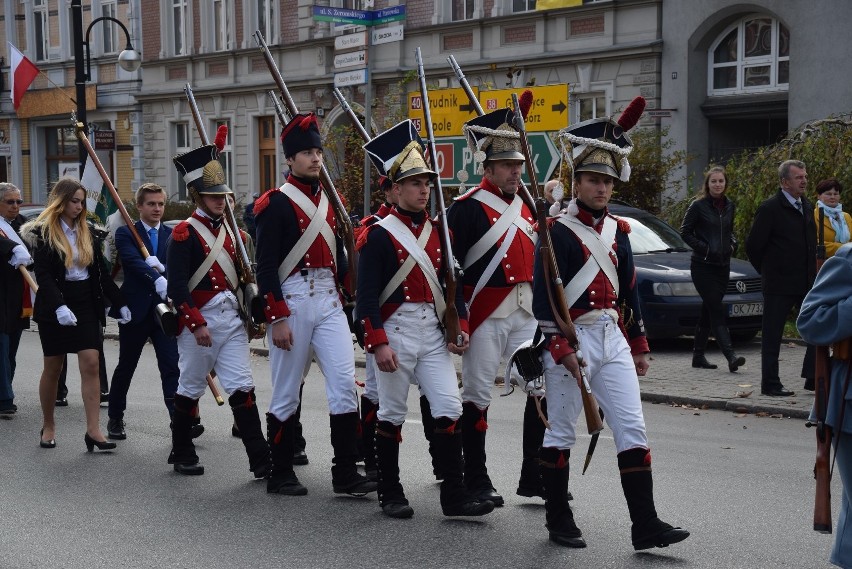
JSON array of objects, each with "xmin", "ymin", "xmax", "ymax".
[
  {"xmin": 463, "ymin": 108, "xmax": 525, "ymax": 165},
  {"xmin": 363, "ymin": 120, "xmax": 436, "ymax": 183},
  {"xmin": 172, "ymin": 144, "xmax": 233, "ymax": 196},
  {"xmin": 280, "ymin": 113, "xmax": 323, "ymax": 157}
]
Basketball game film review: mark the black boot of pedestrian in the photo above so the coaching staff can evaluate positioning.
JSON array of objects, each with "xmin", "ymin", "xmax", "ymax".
[
  {"xmin": 433, "ymin": 417, "xmax": 494, "ymax": 517},
  {"xmin": 419, "ymin": 395, "xmax": 443, "ymax": 480},
  {"xmin": 330, "ymin": 412, "xmax": 378, "ymax": 496},
  {"xmin": 539, "ymin": 447, "xmax": 585, "ymax": 548},
  {"xmin": 618, "ymin": 448, "xmax": 689, "ymax": 550},
  {"xmin": 715, "ymin": 326, "xmax": 745, "ymax": 372},
  {"xmin": 168, "ymin": 394, "xmax": 204, "ymax": 476},
  {"xmin": 691, "ymin": 326, "xmax": 718, "ymax": 369},
  {"xmin": 461, "ymin": 402, "xmax": 503, "ymax": 506},
  {"xmin": 375, "ymin": 421, "xmax": 414, "ymax": 519},
  {"xmin": 293, "ymin": 383, "xmax": 308, "ymax": 465},
  {"xmin": 266, "ymin": 413, "xmax": 307, "ymax": 495},
  {"xmin": 229, "ymin": 389, "xmax": 271, "ymax": 479},
  {"xmin": 360, "ymin": 395, "xmax": 379, "ymax": 480}
]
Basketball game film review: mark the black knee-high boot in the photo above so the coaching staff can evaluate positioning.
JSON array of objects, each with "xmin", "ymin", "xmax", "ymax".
[
  {"xmin": 691, "ymin": 326, "xmax": 717, "ymax": 369},
  {"xmin": 539, "ymin": 447, "xmax": 585, "ymax": 548},
  {"xmin": 375, "ymin": 421, "xmax": 413, "ymax": 518},
  {"xmin": 168, "ymin": 394, "xmax": 204, "ymax": 475},
  {"xmin": 714, "ymin": 326, "xmax": 745, "ymax": 372},
  {"xmin": 360, "ymin": 396, "xmax": 379, "ymax": 480},
  {"xmin": 266, "ymin": 413, "xmax": 307, "ymax": 495},
  {"xmin": 229, "ymin": 389, "xmax": 271, "ymax": 479},
  {"xmin": 618, "ymin": 447, "xmax": 690, "ymax": 550},
  {"xmin": 330, "ymin": 412, "xmax": 378, "ymax": 495},
  {"xmin": 433, "ymin": 417, "xmax": 494, "ymax": 517},
  {"xmin": 419, "ymin": 395, "xmax": 443, "ymax": 480},
  {"xmin": 461, "ymin": 402, "xmax": 502, "ymax": 506}
]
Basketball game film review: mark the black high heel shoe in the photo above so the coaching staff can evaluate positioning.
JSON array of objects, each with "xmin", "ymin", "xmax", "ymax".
[
  {"xmin": 85, "ymin": 433, "xmax": 116, "ymax": 452},
  {"xmin": 40, "ymin": 429, "xmax": 56, "ymax": 449}
]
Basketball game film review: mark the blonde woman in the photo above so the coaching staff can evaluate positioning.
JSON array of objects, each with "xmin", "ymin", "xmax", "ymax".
[{"xmin": 22, "ymin": 178, "xmax": 129, "ymax": 451}]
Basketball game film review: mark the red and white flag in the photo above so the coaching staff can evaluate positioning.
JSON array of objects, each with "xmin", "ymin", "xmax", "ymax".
[{"xmin": 8, "ymin": 42, "xmax": 39, "ymax": 111}]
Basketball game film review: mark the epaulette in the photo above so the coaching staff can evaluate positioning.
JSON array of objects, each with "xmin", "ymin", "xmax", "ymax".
[
  {"xmin": 172, "ymin": 220, "xmax": 191, "ymax": 242},
  {"xmin": 611, "ymin": 214, "xmax": 631, "ymax": 234},
  {"xmin": 254, "ymin": 188, "xmax": 277, "ymax": 217},
  {"xmin": 546, "ymin": 216, "xmax": 560, "ymax": 229},
  {"xmin": 454, "ymin": 186, "xmax": 481, "ymax": 202},
  {"xmin": 356, "ymin": 222, "xmax": 379, "ymax": 251}
]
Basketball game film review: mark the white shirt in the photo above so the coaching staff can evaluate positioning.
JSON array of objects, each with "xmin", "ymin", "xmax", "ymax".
[
  {"xmin": 781, "ymin": 189, "xmax": 803, "ymax": 211},
  {"xmin": 61, "ymin": 219, "xmax": 90, "ymax": 281}
]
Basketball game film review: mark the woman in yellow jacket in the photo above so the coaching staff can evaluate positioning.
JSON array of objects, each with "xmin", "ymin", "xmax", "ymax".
[{"xmin": 814, "ymin": 178, "xmax": 852, "ymax": 258}]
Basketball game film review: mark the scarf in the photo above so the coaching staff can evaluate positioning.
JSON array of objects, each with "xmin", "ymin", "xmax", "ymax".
[
  {"xmin": 0, "ymin": 217, "xmax": 34, "ymax": 318},
  {"xmin": 817, "ymin": 200, "xmax": 851, "ymax": 244}
]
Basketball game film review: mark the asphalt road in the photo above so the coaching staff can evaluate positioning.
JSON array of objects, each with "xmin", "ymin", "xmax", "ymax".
[{"xmin": 0, "ymin": 330, "xmax": 839, "ymax": 568}]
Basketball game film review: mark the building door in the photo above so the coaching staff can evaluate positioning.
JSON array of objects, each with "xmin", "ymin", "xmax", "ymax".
[{"xmin": 258, "ymin": 116, "xmax": 277, "ymax": 194}]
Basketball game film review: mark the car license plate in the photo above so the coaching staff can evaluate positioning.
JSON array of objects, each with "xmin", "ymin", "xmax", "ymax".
[{"xmin": 728, "ymin": 303, "xmax": 763, "ymax": 317}]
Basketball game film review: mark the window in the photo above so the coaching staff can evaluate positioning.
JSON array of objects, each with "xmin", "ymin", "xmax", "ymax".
[
  {"xmin": 256, "ymin": 0, "xmax": 276, "ymax": 43},
  {"xmin": 513, "ymin": 0, "xmax": 536, "ymax": 12},
  {"xmin": 215, "ymin": 119, "xmax": 233, "ymax": 191},
  {"xmin": 258, "ymin": 116, "xmax": 277, "ymax": 195},
  {"xmin": 172, "ymin": 0, "xmax": 189, "ymax": 56},
  {"xmin": 33, "ymin": 0, "xmax": 49, "ymax": 62},
  {"xmin": 173, "ymin": 123, "xmax": 190, "ymax": 200},
  {"xmin": 452, "ymin": 0, "xmax": 474, "ymax": 21},
  {"xmin": 101, "ymin": 1, "xmax": 118, "ymax": 54},
  {"xmin": 576, "ymin": 94, "xmax": 607, "ymax": 123},
  {"xmin": 708, "ymin": 16, "xmax": 789, "ymax": 95},
  {"xmin": 45, "ymin": 127, "xmax": 80, "ymax": 195},
  {"xmin": 213, "ymin": 0, "xmax": 232, "ymax": 51}
]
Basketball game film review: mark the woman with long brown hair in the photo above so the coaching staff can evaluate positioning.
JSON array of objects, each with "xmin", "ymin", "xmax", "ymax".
[{"xmin": 21, "ymin": 178, "xmax": 130, "ymax": 450}]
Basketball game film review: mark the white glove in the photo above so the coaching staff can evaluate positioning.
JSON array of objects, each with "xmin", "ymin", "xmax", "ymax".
[
  {"xmin": 154, "ymin": 276, "xmax": 168, "ymax": 301},
  {"xmin": 145, "ymin": 255, "xmax": 166, "ymax": 273},
  {"xmin": 8, "ymin": 244, "xmax": 32, "ymax": 268},
  {"xmin": 117, "ymin": 306, "xmax": 132, "ymax": 325},
  {"xmin": 55, "ymin": 305, "xmax": 78, "ymax": 326}
]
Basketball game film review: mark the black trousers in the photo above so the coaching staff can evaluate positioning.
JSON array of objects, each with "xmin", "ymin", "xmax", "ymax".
[
  {"xmin": 760, "ymin": 293, "xmax": 810, "ymax": 390},
  {"xmin": 690, "ymin": 261, "xmax": 729, "ymax": 332}
]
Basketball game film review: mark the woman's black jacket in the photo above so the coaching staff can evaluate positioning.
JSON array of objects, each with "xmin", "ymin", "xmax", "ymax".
[{"xmin": 680, "ymin": 196, "xmax": 736, "ymax": 267}]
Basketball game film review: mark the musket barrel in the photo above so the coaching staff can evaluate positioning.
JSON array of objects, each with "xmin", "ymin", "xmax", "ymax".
[{"xmin": 332, "ymin": 88, "xmax": 371, "ymax": 142}]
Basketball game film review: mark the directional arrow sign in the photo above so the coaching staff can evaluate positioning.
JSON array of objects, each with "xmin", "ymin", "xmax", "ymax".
[
  {"xmin": 434, "ymin": 133, "xmax": 560, "ymax": 188},
  {"xmin": 408, "ymin": 87, "xmax": 479, "ymax": 137},
  {"xmin": 478, "ymin": 84, "xmax": 570, "ymax": 133}
]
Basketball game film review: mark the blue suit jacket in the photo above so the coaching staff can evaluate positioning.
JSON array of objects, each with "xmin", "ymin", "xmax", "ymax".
[{"xmin": 111, "ymin": 221, "xmax": 170, "ymax": 324}]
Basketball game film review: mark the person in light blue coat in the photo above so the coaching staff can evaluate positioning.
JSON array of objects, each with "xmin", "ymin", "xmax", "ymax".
[{"xmin": 797, "ymin": 242, "xmax": 852, "ymax": 569}]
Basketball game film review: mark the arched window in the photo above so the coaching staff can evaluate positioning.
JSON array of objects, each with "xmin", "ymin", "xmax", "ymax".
[{"xmin": 708, "ymin": 16, "xmax": 789, "ymax": 95}]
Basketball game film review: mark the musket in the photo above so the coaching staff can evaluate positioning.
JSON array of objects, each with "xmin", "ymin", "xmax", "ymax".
[
  {"xmin": 332, "ymin": 87, "xmax": 371, "ymax": 142},
  {"xmin": 253, "ymin": 30, "xmax": 357, "ymax": 298},
  {"xmin": 510, "ymin": 93, "xmax": 604, "ymax": 443},
  {"xmin": 813, "ymin": 206, "xmax": 832, "ymax": 533},
  {"xmin": 19, "ymin": 265, "xmax": 38, "ymax": 292},
  {"xmin": 446, "ymin": 54, "xmax": 537, "ymax": 213},
  {"xmin": 72, "ymin": 118, "xmax": 178, "ymax": 337},
  {"xmin": 415, "ymin": 47, "xmax": 464, "ymax": 347},
  {"xmin": 183, "ymin": 84, "xmax": 266, "ymax": 336}
]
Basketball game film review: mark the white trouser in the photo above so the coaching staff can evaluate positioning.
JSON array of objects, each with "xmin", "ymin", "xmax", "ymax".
[
  {"xmin": 542, "ymin": 313, "xmax": 647, "ymax": 453},
  {"xmin": 268, "ymin": 268, "xmax": 357, "ymax": 420},
  {"xmin": 176, "ymin": 292, "xmax": 254, "ymax": 399},
  {"xmin": 363, "ymin": 352, "xmax": 379, "ymax": 405},
  {"xmin": 461, "ymin": 307, "xmax": 537, "ymax": 409},
  {"xmin": 375, "ymin": 302, "xmax": 463, "ymax": 426}
]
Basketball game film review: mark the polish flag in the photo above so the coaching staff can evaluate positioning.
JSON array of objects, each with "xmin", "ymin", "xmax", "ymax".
[{"xmin": 8, "ymin": 42, "xmax": 40, "ymax": 111}]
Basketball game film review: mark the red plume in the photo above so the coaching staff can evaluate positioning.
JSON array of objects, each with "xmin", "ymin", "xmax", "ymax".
[
  {"xmin": 519, "ymin": 90, "xmax": 534, "ymax": 120},
  {"xmin": 214, "ymin": 125, "xmax": 228, "ymax": 152},
  {"xmin": 617, "ymin": 97, "xmax": 646, "ymax": 132}
]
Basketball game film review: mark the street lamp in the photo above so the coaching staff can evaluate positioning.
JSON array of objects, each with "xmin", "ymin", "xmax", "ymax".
[{"xmin": 71, "ymin": 0, "xmax": 141, "ymax": 170}]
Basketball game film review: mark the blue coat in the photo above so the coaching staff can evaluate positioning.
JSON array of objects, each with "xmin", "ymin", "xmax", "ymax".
[{"xmin": 110, "ymin": 221, "xmax": 170, "ymax": 324}]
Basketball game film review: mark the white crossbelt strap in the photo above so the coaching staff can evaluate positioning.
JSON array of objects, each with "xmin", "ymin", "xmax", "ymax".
[
  {"xmin": 464, "ymin": 191, "xmax": 534, "ymax": 269},
  {"xmin": 467, "ymin": 224, "xmax": 517, "ymax": 312},
  {"xmin": 377, "ymin": 219, "xmax": 433, "ymax": 305},
  {"xmin": 557, "ymin": 214, "xmax": 619, "ymax": 308},
  {"xmin": 377, "ymin": 215, "xmax": 446, "ymax": 321},
  {"xmin": 187, "ymin": 217, "xmax": 239, "ymax": 292},
  {"xmin": 277, "ymin": 184, "xmax": 336, "ymax": 282}
]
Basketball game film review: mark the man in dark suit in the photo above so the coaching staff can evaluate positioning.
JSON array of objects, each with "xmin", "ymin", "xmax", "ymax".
[
  {"xmin": 746, "ymin": 160, "xmax": 817, "ymax": 397},
  {"xmin": 106, "ymin": 183, "xmax": 181, "ymax": 439}
]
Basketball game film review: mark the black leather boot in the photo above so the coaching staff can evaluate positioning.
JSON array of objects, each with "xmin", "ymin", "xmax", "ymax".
[
  {"xmin": 517, "ymin": 395, "xmax": 546, "ymax": 499},
  {"xmin": 330, "ymin": 412, "xmax": 378, "ymax": 495},
  {"xmin": 360, "ymin": 395, "xmax": 379, "ymax": 480},
  {"xmin": 539, "ymin": 447, "xmax": 585, "ymax": 548},
  {"xmin": 293, "ymin": 382, "xmax": 308, "ymax": 465},
  {"xmin": 714, "ymin": 326, "xmax": 745, "ymax": 372},
  {"xmin": 433, "ymin": 417, "xmax": 494, "ymax": 517},
  {"xmin": 419, "ymin": 395, "xmax": 443, "ymax": 480},
  {"xmin": 229, "ymin": 389, "xmax": 271, "ymax": 479},
  {"xmin": 375, "ymin": 421, "xmax": 414, "ymax": 519},
  {"xmin": 618, "ymin": 448, "xmax": 689, "ymax": 550},
  {"xmin": 691, "ymin": 326, "xmax": 717, "ymax": 369},
  {"xmin": 266, "ymin": 413, "xmax": 307, "ymax": 495},
  {"xmin": 168, "ymin": 394, "xmax": 204, "ymax": 476},
  {"xmin": 461, "ymin": 402, "xmax": 503, "ymax": 506}
]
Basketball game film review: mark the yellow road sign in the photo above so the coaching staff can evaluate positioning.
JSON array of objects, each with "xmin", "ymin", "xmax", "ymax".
[
  {"xmin": 408, "ymin": 87, "xmax": 479, "ymax": 138},
  {"xmin": 477, "ymin": 84, "xmax": 570, "ymax": 132}
]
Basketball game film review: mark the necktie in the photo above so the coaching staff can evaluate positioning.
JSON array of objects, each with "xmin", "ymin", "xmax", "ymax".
[
  {"xmin": 794, "ymin": 201, "xmax": 802, "ymax": 214},
  {"xmin": 148, "ymin": 227, "xmax": 158, "ymax": 254}
]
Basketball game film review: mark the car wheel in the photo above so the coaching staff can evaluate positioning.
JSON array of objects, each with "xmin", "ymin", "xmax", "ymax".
[{"xmin": 730, "ymin": 331, "xmax": 758, "ymax": 344}]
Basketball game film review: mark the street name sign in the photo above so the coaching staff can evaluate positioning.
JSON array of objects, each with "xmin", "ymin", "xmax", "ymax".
[
  {"xmin": 334, "ymin": 68, "xmax": 369, "ymax": 87},
  {"xmin": 478, "ymin": 84, "xmax": 570, "ymax": 132},
  {"xmin": 334, "ymin": 31, "xmax": 368, "ymax": 50},
  {"xmin": 334, "ymin": 49, "xmax": 367, "ymax": 70},
  {"xmin": 372, "ymin": 24, "xmax": 404, "ymax": 45},
  {"xmin": 313, "ymin": 5, "xmax": 406, "ymax": 27}
]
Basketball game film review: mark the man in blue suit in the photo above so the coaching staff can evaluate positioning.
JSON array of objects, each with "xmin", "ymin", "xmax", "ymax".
[{"xmin": 107, "ymin": 183, "xmax": 181, "ymax": 439}]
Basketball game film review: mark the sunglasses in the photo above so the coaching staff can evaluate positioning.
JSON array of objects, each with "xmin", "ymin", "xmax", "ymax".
[{"xmin": 4, "ymin": 199, "xmax": 23, "ymax": 205}]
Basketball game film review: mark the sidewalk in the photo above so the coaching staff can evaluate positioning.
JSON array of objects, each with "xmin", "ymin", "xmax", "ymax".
[{"xmin": 102, "ymin": 320, "xmax": 813, "ymax": 419}]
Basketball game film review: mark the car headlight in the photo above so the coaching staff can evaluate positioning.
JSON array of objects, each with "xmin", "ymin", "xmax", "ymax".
[{"xmin": 652, "ymin": 282, "xmax": 699, "ymax": 296}]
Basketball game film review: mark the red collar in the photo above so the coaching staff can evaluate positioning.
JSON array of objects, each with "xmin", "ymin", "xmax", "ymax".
[
  {"xmin": 480, "ymin": 177, "xmax": 515, "ymax": 204},
  {"xmin": 287, "ymin": 174, "xmax": 322, "ymax": 197},
  {"xmin": 191, "ymin": 211, "xmax": 222, "ymax": 230},
  {"xmin": 390, "ymin": 206, "xmax": 427, "ymax": 230},
  {"xmin": 574, "ymin": 204, "xmax": 608, "ymax": 228}
]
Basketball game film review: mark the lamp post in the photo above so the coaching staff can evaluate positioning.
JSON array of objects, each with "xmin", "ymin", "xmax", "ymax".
[{"xmin": 71, "ymin": 0, "xmax": 142, "ymax": 171}]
